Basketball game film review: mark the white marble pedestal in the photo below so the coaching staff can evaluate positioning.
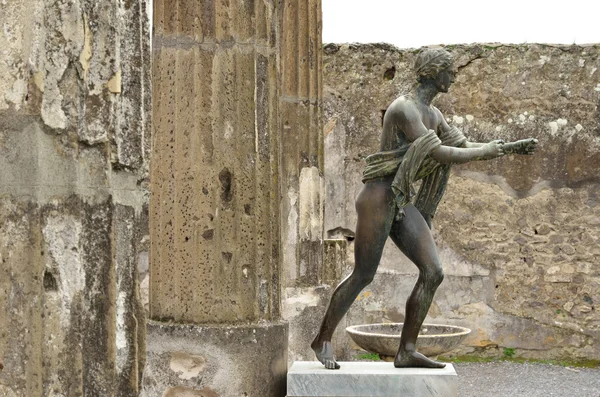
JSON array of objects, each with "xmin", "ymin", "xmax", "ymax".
[{"xmin": 287, "ymin": 361, "xmax": 457, "ymax": 397}]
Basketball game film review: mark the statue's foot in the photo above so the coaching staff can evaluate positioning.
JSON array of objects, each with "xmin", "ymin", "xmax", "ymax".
[
  {"xmin": 311, "ymin": 340, "xmax": 340, "ymax": 370},
  {"xmin": 394, "ymin": 350, "xmax": 446, "ymax": 369}
]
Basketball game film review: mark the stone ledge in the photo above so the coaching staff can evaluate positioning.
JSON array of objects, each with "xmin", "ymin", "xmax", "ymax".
[{"xmin": 287, "ymin": 361, "xmax": 457, "ymax": 397}]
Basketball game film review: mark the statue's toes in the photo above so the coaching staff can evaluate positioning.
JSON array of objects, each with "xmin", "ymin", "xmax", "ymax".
[{"xmin": 325, "ymin": 359, "xmax": 340, "ymax": 370}]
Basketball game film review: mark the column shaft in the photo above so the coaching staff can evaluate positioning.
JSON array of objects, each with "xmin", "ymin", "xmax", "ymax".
[
  {"xmin": 279, "ymin": 0, "xmax": 325, "ymax": 287},
  {"xmin": 151, "ymin": 0, "xmax": 282, "ymax": 324}
]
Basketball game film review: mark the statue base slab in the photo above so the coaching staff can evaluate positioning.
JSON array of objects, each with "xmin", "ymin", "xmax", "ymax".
[{"xmin": 287, "ymin": 361, "xmax": 457, "ymax": 397}]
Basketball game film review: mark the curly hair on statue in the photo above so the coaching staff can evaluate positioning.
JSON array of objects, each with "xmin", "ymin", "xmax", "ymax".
[{"xmin": 414, "ymin": 48, "xmax": 454, "ymax": 83}]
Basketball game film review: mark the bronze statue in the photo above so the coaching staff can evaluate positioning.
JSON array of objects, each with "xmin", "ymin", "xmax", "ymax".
[{"xmin": 312, "ymin": 48, "xmax": 537, "ymax": 370}]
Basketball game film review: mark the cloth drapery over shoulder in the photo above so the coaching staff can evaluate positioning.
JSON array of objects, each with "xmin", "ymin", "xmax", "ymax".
[{"xmin": 362, "ymin": 127, "xmax": 467, "ymax": 218}]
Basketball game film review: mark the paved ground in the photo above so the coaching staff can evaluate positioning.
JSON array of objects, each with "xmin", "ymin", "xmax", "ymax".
[{"xmin": 455, "ymin": 361, "xmax": 600, "ymax": 397}]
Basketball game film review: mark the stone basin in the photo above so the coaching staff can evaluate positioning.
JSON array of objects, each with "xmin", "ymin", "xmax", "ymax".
[{"xmin": 346, "ymin": 323, "xmax": 471, "ymax": 360}]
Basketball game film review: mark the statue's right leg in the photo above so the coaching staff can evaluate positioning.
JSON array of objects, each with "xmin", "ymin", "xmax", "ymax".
[
  {"xmin": 389, "ymin": 204, "xmax": 445, "ymax": 368},
  {"xmin": 312, "ymin": 179, "xmax": 395, "ymax": 369}
]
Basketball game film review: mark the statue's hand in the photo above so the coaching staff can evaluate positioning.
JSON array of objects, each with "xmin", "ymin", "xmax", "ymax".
[
  {"xmin": 507, "ymin": 138, "xmax": 538, "ymax": 155},
  {"xmin": 481, "ymin": 140, "xmax": 505, "ymax": 160}
]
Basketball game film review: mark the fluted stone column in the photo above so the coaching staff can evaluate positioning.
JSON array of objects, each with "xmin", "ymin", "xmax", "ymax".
[
  {"xmin": 145, "ymin": 1, "xmax": 287, "ymax": 396},
  {"xmin": 279, "ymin": 0, "xmax": 325, "ymax": 287}
]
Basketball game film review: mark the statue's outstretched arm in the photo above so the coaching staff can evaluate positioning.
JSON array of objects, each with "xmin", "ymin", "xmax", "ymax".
[
  {"xmin": 434, "ymin": 108, "xmax": 538, "ymax": 156},
  {"xmin": 399, "ymin": 103, "xmax": 505, "ymax": 165},
  {"xmin": 430, "ymin": 143, "xmax": 504, "ymax": 164},
  {"xmin": 464, "ymin": 138, "xmax": 537, "ymax": 154}
]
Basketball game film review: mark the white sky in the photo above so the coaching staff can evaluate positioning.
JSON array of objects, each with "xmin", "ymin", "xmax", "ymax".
[{"xmin": 322, "ymin": 0, "xmax": 600, "ymax": 48}]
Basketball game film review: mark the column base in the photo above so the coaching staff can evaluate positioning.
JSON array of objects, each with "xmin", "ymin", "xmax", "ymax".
[
  {"xmin": 287, "ymin": 361, "xmax": 457, "ymax": 397},
  {"xmin": 142, "ymin": 320, "xmax": 288, "ymax": 397}
]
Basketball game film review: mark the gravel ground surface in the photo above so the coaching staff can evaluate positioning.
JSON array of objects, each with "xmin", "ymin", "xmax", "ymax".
[{"xmin": 454, "ymin": 361, "xmax": 600, "ymax": 397}]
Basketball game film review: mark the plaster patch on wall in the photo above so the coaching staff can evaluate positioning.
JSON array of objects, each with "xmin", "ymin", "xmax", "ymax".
[
  {"xmin": 110, "ymin": 170, "xmax": 148, "ymax": 216},
  {"xmin": 285, "ymin": 188, "xmax": 299, "ymax": 280},
  {"xmin": 0, "ymin": 0, "xmax": 27, "ymax": 110},
  {"xmin": 41, "ymin": 55, "xmax": 69, "ymax": 130},
  {"xmin": 33, "ymin": 71, "xmax": 44, "ymax": 92},
  {"xmin": 79, "ymin": 14, "xmax": 92, "ymax": 81},
  {"xmin": 107, "ymin": 71, "xmax": 122, "ymax": 93},
  {"xmin": 224, "ymin": 120, "xmax": 234, "ymax": 139},
  {"xmin": 298, "ymin": 166, "xmax": 324, "ymax": 241},
  {"xmin": 4, "ymin": 79, "xmax": 27, "ymax": 109},
  {"xmin": 282, "ymin": 287, "xmax": 321, "ymax": 320},
  {"xmin": 452, "ymin": 115, "xmax": 464, "ymax": 125},
  {"xmin": 169, "ymin": 352, "xmax": 207, "ymax": 380},
  {"xmin": 437, "ymin": 245, "xmax": 490, "ymax": 277},
  {"xmin": 116, "ymin": 290, "xmax": 128, "ymax": 350},
  {"xmin": 42, "ymin": 213, "xmax": 84, "ymax": 321}
]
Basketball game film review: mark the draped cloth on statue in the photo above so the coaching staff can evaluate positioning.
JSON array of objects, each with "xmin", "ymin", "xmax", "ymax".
[{"xmin": 362, "ymin": 127, "xmax": 467, "ymax": 219}]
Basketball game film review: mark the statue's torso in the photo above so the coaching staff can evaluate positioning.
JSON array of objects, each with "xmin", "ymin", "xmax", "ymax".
[{"xmin": 380, "ymin": 95, "xmax": 442, "ymax": 152}]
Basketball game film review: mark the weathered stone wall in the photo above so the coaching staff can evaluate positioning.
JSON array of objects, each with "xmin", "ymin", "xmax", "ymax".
[
  {"xmin": 322, "ymin": 43, "xmax": 600, "ymax": 362},
  {"xmin": 0, "ymin": 1, "xmax": 151, "ymax": 395}
]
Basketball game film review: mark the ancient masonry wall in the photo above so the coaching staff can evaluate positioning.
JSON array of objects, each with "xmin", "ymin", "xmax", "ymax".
[
  {"xmin": 321, "ymin": 43, "xmax": 600, "ymax": 362},
  {"xmin": 0, "ymin": 0, "xmax": 151, "ymax": 396}
]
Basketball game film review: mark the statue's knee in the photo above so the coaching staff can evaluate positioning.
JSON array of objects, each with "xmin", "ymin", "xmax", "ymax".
[
  {"xmin": 355, "ymin": 270, "xmax": 376, "ymax": 287},
  {"xmin": 423, "ymin": 266, "xmax": 444, "ymax": 287}
]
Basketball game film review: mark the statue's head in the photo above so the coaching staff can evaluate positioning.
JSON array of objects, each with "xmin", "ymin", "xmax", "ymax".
[{"xmin": 414, "ymin": 48, "xmax": 455, "ymax": 93}]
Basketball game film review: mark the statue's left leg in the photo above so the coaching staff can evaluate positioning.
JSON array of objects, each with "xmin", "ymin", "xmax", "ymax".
[{"xmin": 389, "ymin": 203, "xmax": 446, "ymax": 368}]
